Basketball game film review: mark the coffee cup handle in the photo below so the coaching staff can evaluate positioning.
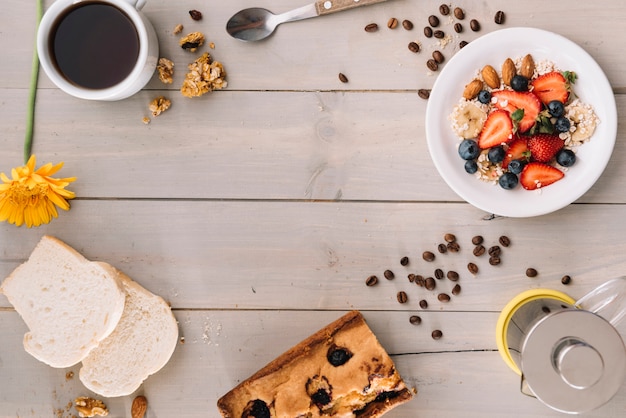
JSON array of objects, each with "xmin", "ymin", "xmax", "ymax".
[
  {"xmin": 122, "ymin": 0, "xmax": 147, "ymax": 10},
  {"xmin": 575, "ymin": 277, "xmax": 626, "ymax": 326}
]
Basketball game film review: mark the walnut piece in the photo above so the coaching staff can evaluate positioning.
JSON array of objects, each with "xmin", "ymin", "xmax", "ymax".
[
  {"xmin": 74, "ymin": 397, "xmax": 108, "ymax": 418},
  {"xmin": 181, "ymin": 52, "xmax": 228, "ymax": 98},
  {"xmin": 179, "ymin": 31, "xmax": 205, "ymax": 52},
  {"xmin": 149, "ymin": 96, "xmax": 171, "ymax": 116},
  {"xmin": 157, "ymin": 57, "xmax": 174, "ymax": 84},
  {"xmin": 131, "ymin": 395, "xmax": 148, "ymax": 418}
]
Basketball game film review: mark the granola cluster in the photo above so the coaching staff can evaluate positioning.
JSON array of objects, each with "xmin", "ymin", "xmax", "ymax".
[
  {"xmin": 156, "ymin": 58, "xmax": 174, "ymax": 84},
  {"xmin": 74, "ymin": 397, "xmax": 108, "ymax": 418},
  {"xmin": 181, "ymin": 52, "xmax": 228, "ymax": 98},
  {"xmin": 149, "ymin": 96, "xmax": 172, "ymax": 116},
  {"xmin": 179, "ymin": 31, "xmax": 205, "ymax": 52}
]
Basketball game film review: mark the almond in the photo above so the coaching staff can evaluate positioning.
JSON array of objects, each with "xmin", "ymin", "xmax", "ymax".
[
  {"xmin": 462, "ymin": 79, "xmax": 483, "ymax": 100},
  {"xmin": 481, "ymin": 65, "xmax": 500, "ymax": 89},
  {"xmin": 520, "ymin": 54, "xmax": 535, "ymax": 79},
  {"xmin": 501, "ymin": 58, "xmax": 516, "ymax": 86},
  {"xmin": 131, "ymin": 396, "xmax": 148, "ymax": 418}
]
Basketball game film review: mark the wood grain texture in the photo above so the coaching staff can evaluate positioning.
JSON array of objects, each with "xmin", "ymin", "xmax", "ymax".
[{"xmin": 1, "ymin": 0, "xmax": 626, "ymax": 417}]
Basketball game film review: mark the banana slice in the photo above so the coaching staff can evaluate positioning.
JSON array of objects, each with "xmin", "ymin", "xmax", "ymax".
[
  {"xmin": 566, "ymin": 99, "xmax": 599, "ymax": 144},
  {"xmin": 449, "ymin": 100, "xmax": 488, "ymax": 139}
]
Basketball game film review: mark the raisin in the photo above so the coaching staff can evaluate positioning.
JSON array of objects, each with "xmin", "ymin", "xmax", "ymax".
[
  {"xmin": 327, "ymin": 346, "xmax": 353, "ymax": 366},
  {"xmin": 241, "ymin": 399, "xmax": 270, "ymax": 418},
  {"xmin": 311, "ymin": 388, "xmax": 332, "ymax": 406},
  {"xmin": 181, "ymin": 41, "xmax": 200, "ymax": 50}
]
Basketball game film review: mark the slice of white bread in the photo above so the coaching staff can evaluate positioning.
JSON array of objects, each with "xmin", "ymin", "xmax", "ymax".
[
  {"xmin": 79, "ymin": 266, "xmax": 179, "ymax": 397},
  {"xmin": 0, "ymin": 236, "xmax": 126, "ymax": 368}
]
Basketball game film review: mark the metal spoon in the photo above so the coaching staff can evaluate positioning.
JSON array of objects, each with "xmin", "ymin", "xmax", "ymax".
[{"xmin": 226, "ymin": 0, "xmax": 390, "ymax": 42}]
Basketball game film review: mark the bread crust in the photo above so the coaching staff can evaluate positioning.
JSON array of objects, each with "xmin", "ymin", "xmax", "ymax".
[{"xmin": 217, "ymin": 311, "xmax": 413, "ymax": 418}]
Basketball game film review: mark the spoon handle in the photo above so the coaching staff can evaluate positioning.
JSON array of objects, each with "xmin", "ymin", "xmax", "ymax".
[{"xmin": 315, "ymin": 0, "xmax": 389, "ymax": 16}]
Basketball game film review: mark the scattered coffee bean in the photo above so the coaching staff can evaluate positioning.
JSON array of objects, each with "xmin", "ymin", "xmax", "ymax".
[
  {"xmin": 447, "ymin": 270, "xmax": 459, "ymax": 281},
  {"xmin": 365, "ymin": 275, "xmax": 378, "ymax": 286},
  {"xmin": 425, "ymin": 277, "xmax": 436, "ymax": 291},
  {"xmin": 407, "ymin": 273, "xmax": 416, "ymax": 282},
  {"xmin": 470, "ymin": 19, "xmax": 480, "ymax": 31},
  {"xmin": 447, "ymin": 242, "xmax": 460, "ymax": 252},
  {"xmin": 402, "ymin": 19, "xmax": 414, "ymax": 30},
  {"xmin": 397, "ymin": 291, "xmax": 408, "ymax": 303},
  {"xmin": 451, "ymin": 284, "xmax": 461, "ymax": 295},
  {"xmin": 459, "ymin": 40, "xmax": 468, "ymax": 48},
  {"xmin": 415, "ymin": 275, "xmax": 425, "ymax": 287},
  {"xmin": 438, "ymin": 293, "xmax": 451, "ymax": 302},
  {"xmin": 338, "ymin": 73, "xmax": 349, "ymax": 83},
  {"xmin": 418, "ymin": 89, "xmax": 431, "ymax": 100},
  {"xmin": 408, "ymin": 41, "xmax": 420, "ymax": 53},
  {"xmin": 542, "ymin": 306, "xmax": 551, "ymax": 314},
  {"xmin": 439, "ymin": 4, "xmax": 450, "ymax": 15},
  {"xmin": 423, "ymin": 251, "xmax": 436, "ymax": 262},
  {"xmin": 400, "ymin": 256, "xmax": 409, "ymax": 266},
  {"xmin": 384, "ymin": 269, "xmax": 395, "ymax": 280},
  {"xmin": 494, "ymin": 10, "xmax": 506, "ymax": 25},
  {"xmin": 437, "ymin": 243, "xmax": 447, "ymax": 253},
  {"xmin": 499, "ymin": 235, "xmax": 511, "ymax": 247},
  {"xmin": 454, "ymin": 22, "xmax": 463, "ymax": 33},
  {"xmin": 434, "ymin": 268, "xmax": 444, "ymax": 280},
  {"xmin": 419, "ymin": 299, "xmax": 428, "ymax": 309},
  {"xmin": 561, "ymin": 275, "xmax": 572, "ymax": 285},
  {"xmin": 365, "ymin": 23, "xmax": 379, "ymax": 32},
  {"xmin": 432, "ymin": 329, "xmax": 443, "ymax": 340},
  {"xmin": 433, "ymin": 30, "xmax": 445, "ymax": 39},
  {"xmin": 387, "ymin": 17, "xmax": 399, "ymax": 29},
  {"xmin": 473, "ymin": 245, "xmax": 486, "ymax": 257},
  {"xmin": 444, "ymin": 233, "xmax": 456, "ymax": 243},
  {"xmin": 472, "ymin": 235, "xmax": 484, "ymax": 245},
  {"xmin": 428, "ymin": 15, "xmax": 440, "ymax": 27},
  {"xmin": 410, "ymin": 315, "xmax": 422, "ymax": 325},
  {"xmin": 189, "ymin": 9, "xmax": 203, "ymax": 20},
  {"xmin": 454, "ymin": 7, "xmax": 465, "ymax": 20},
  {"xmin": 424, "ymin": 26, "xmax": 433, "ymax": 37},
  {"xmin": 526, "ymin": 268, "xmax": 538, "ymax": 278},
  {"xmin": 432, "ymin": 50, "xmax": 445, "ymax": 64},
  {"xmin": 488, "ymin": 246, "xmax": 501, "ymax": 257},
  {"xmin": 467, "ymin": 262, "xmax": 479, "ymax": 275},
  {"xmin": 489, "ymin": 256, "xmax": 501, "ymax": 266}
]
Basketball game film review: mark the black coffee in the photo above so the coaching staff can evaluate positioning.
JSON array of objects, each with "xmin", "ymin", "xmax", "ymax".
[{"xmin": 50, "ymin": 2, "xmax": 139, "ymax": 89}]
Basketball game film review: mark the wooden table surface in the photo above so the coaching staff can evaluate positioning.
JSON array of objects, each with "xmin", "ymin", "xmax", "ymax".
[{"xmin": 1, "ymin": 0, "xmax": 626, "ymax": 417}]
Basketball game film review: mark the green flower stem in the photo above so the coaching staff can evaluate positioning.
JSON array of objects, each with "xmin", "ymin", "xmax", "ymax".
[{"xmin": 24, "ymin": 0, "xmax": 44, "ymax": 164}]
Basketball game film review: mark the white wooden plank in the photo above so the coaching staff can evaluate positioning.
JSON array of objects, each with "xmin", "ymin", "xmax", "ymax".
[
  {"xmin": 2, "ymin": 201, "xmax": 626, "ymax": 311},
  {"xmin": 1, "ymin": 89, "xmax": 624, "ymax": 203},
  {"xmin": 3, "ymin": 1, "xmax": 626, "ymax": 90},
  {"xmin": 1, "ymin": 310, "xmax": 624, "ymax": 417}
]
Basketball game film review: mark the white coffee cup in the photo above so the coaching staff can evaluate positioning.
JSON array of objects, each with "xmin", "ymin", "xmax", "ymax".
[{"xmin": 37, "ymin": 0, "xmax": 158, "ymax": 101}]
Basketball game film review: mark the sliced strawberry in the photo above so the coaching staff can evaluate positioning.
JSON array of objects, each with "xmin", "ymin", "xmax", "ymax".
[
  {"xmin": 502, "ymin": 137, "xmax": 529, "ymax": 169},
  {"xmin": 531, "ymin": 71, "xmax": 569, "ymax": 105},
  {"xmin": 527, "ymin": 134, "xmax": 565, "ymax": 163},
  {"xmin": 491, "ymin": 90, "xmax": 541, "ymax": 133},
  {"xmin": 520, "ymin": 162, "xmax": 565, "ymax": 190},
  {"xmin": 477, "ymin": 110, "xmax": 514, "ymax": 149}
]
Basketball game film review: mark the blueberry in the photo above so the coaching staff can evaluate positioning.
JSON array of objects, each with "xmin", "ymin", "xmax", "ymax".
[
  {"xmin": 556, "ymin": 148, "xmax": 576, "ymax": 167},
  {"xmin": 507, "ymin": 159, "xmax": 526, "ymax": 175},
  {"xmin": 547, "ymin": 100, "xmax": 565, "ymax": 118},
  {"xmin": 458, "ymin": 139, "xmax": 480, "ymax": 160},
  {"xmin": 327, "ymin": 347, "xmax": 352, "ymax": 366},
  {"xmin": 555, "ymin": 117, "xmax": 571, "ymax": 133},
  {"xmin": 488, "ymin": 146, "xmax": 505, "ymax": 163},
  {"xmin": 464, "ymin": 160, "xmax": 478, "ymax": 174},
  {"xmin": 311, "ymin": 389, "xmax": 332, "ymax": 407},
  {"xmin": 510, "ymin": 75, "xmax": 529, "ymax": 92},
  {"xmin": 242, "ymin": 400, "xmax": 270, "ymax": 418},
  {"xmin": 477, "ymin": 90, "xmax": 491, "ymax": 104},
  {"xmin": 498, "ymin": 172, "xmax": 519, "ymax": 190}
]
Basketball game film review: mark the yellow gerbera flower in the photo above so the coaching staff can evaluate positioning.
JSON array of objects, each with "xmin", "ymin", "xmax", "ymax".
[{"xmin": 0, "ymin": 155, "xmax": 76, "ymax": 228}]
